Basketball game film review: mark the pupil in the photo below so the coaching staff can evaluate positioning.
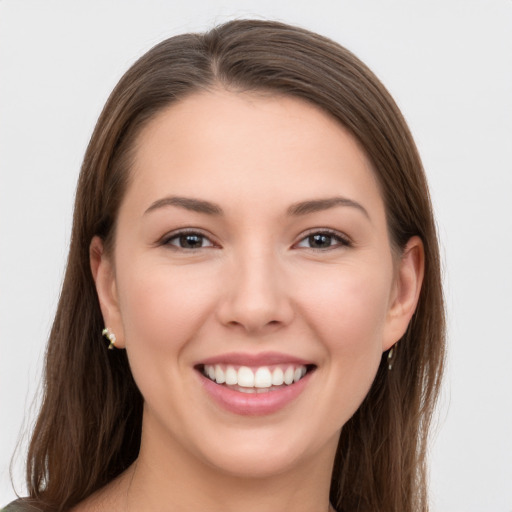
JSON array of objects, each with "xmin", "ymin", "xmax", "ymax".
[
  {"xmin": 180, "ymin": 234, "xmax": 202, "ymax": 248},
  {"xmin": 310, "ymin": 234, "xmax": 331, "ymax": 248}
]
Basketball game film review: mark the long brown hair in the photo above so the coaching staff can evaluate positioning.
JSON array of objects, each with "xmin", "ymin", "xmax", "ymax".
[{"xmin": 23, "ymin": 19, "xmax": 445, "ymax": 512}]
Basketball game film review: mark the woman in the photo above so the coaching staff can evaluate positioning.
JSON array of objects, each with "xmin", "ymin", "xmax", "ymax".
[{"xmin": 3, "ymin": 19, "xmax": 445, "ymax": 512}]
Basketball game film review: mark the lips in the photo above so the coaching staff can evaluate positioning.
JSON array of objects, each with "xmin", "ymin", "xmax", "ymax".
[{"xmin": 195, "ymin": 352, "xmax": 316, "ymax": 415}]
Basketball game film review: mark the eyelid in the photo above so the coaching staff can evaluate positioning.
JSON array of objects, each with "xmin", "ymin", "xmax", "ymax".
[
  {"xmin": 293, "ymin": 228, "xmax": 353, "ymax": 250},
  {"xmin": 157, "ymin": 227, "xmax": 351, "ymax": 251},
  {"xmin": 159, "ymin": 228, "xmax": 219, "ymax": 249}
]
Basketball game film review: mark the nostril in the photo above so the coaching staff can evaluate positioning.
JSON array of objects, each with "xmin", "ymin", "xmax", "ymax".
[{"xmin": 215, "ymin": 278, "xmax": 295, "ymax": 333}]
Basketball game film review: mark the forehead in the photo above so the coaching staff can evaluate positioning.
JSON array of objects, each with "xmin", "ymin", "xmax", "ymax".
[{"xmin": 125, "ymin": 89, "xmax": 384, "ymax": 218}]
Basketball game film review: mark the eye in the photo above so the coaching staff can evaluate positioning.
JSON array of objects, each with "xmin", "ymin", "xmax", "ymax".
[
  {"xmin": 163, "ymin": 231, "xmax": 215, "ymax": 250},
  {"xmin": 295, "ymin": 230, "xmax": 351, "ymax": 250}
]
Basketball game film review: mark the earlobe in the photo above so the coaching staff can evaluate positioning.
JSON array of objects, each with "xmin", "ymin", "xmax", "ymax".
[
  {"xmin": 383, "ymin": 236, "xmax": 425, "ymax": 351},
  {"xmin": 90, "ymin": 236, "xmax": 125, "ymax": 349}
]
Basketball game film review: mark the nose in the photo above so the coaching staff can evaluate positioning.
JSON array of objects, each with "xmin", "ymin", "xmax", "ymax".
[{"xmin": 216, "ymin": 249, "xmax": 294, "ymax": 335}]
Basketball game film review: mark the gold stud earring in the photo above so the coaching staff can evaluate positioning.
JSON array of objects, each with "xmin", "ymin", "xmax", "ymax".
[{"xmin": 102, "ymin": 327, "xmax": 117, "ymax": 350}]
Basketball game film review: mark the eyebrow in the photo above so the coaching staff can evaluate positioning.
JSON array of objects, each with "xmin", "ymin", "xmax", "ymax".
[
  {"xmin": 287, "ymin": 197, "xmax": 370, "ymax": 219},
  {"xmin": 144, "ymin": 195, "xmax": 369, "ymax": 219},
  {"xmin": 144, "ymin": 196, "xmax": 223, "ymax": 215}
]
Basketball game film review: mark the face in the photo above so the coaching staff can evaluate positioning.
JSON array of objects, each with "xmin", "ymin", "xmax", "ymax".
[{"xmin": 92, "ymin": 90, "xmax": 422, "ymax": 479}]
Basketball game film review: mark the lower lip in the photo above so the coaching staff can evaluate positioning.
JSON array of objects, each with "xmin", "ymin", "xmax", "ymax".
[{"xmin": 198, "ymin": 371, "xmax": 312, "ymax": 416}]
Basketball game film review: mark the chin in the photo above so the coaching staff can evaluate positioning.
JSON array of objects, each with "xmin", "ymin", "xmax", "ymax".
[
  {"xmin": 187, "ymin": 420, "xmax": 340, "ymax": 481},
  {"xmin": 200, "ymin": 442, "xmax": 310, "ymax": 479}
]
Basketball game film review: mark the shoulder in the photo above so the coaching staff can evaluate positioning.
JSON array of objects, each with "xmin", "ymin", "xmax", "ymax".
[{"xmin": 1, "ymin": 499, "xmax": 43, "ymax": 512}]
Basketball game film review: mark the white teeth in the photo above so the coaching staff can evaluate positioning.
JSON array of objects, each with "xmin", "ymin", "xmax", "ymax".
[
  {"xmin": 203, "ymin": 364, "xmax": 308, "ymax": 388},
  {"xmin": 254, "ymin": 367, "xmax": 272, "ymax": 388},
  {"xmin": 225, "ymin": 366, "xmax": 237, "ymax": 385},
  {"xmin": 284, "ymin": 366, "xmax": 295, "ymax": 385},
  {"xmin": 271, "ymin": 367, "xmax": 284, "ymax": 386},
  {"xmin": 215, "ymin": 366, "xmax": 225, "ymax": 384},
  {"xmin": 237, "ymin": 366, "xmax": 254, "ymax": 387}
]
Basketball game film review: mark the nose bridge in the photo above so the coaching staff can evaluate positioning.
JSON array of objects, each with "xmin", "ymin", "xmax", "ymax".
[{"xmin": 219, "ymin": 242, "xmax": 293, "ymax": 333}]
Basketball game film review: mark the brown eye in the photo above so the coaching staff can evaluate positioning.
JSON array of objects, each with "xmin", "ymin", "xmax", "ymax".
[
  {"xmin": 179, "ymin": 234, "xmax": 204, "ymax": 248},
  {"xmin": 165, "ymin": 232, "xmax": 214, "ymax": 249},
  {"xmin": 308, "ymin": 234, "xmax": 333, "ymax": 248},
  {"xmin": 296, "ymin": 231, "xmax": 350, "ymax": 250}
]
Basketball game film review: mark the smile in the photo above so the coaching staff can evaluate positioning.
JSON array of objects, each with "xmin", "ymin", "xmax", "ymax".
[
  {"xmin": 195, "ymin": 354, "xmax": 316, "ymax": 416},
  {"xmin": 202, "ymin": 364, "xmax": 309, "ymax": 393}
]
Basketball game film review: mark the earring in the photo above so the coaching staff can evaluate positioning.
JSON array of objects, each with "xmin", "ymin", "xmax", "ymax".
[
  {"xmin": 102, "ymin": 327, "xmax": 117, "ymax": 350},
  {"xmin": 387, "ymin": 343, "xmax": 397, "ymax": 370}
]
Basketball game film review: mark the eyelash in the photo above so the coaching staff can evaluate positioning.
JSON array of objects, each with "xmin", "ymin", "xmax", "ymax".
[
  {"xmin": 160, "ymin": 229, "xmax": 216, "ymax": 250},
  {"xmin": 160, "ymin": 228, "xmax": 352, "ymax": 251},
  {"xmin": 295, "ymin": 229, "xmax": 352, "ymax": 250}
]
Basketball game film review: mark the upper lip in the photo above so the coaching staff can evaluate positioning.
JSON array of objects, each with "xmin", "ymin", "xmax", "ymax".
[{"xmin": 196, "ymin": 351, "xmax": 314, "ymax": 367}]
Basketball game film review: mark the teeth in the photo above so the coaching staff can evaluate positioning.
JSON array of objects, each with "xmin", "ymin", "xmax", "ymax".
[
  {"xmin": 215, "ymin": 365, "xmax": 225, "ymax": 384},
  {"xmin": 203, "ymin": 364, "xmax": 308, "ymax": 389},
  {"xmin": 272, "ymin": 367, "xmax": 284, "ymax": 386},
  {"xmin": 284, "ymin": 366, "xmax": 294, "ymax": 385},
  {"xmin": 237, "ymin": 366, "xmax": 255, "ymax": 387},
  {"xmin": 254, "ymin": 367, "xmax": 272, "ymax": 388},
  {"xmin": 225, "ymin": 366, "xmax": 237, "ymax": 385}
]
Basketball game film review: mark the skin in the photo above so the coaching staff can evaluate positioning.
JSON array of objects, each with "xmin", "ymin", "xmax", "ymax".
[{"xmin": 82, "ymin": 89, "xmax": 424, "ymax": 512}]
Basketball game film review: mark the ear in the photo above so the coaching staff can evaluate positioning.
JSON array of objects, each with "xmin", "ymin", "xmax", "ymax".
[
  {"xmin": 383, "ymin": 236, "xmax": 425, "ymax": 351},
  {"xmin": 90, "ymin": 236, "xmax": 125, "ymax": 349}
]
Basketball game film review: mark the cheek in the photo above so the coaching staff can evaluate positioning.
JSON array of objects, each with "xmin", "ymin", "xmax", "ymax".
[
  {"xmin": 116, "ymin": 262, "xmax": 217, "ymax": 362},
  {"xmin": 302, "ymin": 267, "xmax": 391, "ymax": 347},
  {"xmin": 114, "ymin": 262, "xmax": 222, "ymax": 428},
  {"xmin": 276, "ymin": 261, "xmax": 394, "ymax": 433},
  {"xmin": 294, "ymin": 259, "xmax": 393, "ymax": 411}
]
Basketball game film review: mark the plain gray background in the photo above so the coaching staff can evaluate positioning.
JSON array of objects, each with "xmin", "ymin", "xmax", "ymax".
[{"xmin": 1, "ymin": 1, "xmax": 511, "ymax": 510}]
